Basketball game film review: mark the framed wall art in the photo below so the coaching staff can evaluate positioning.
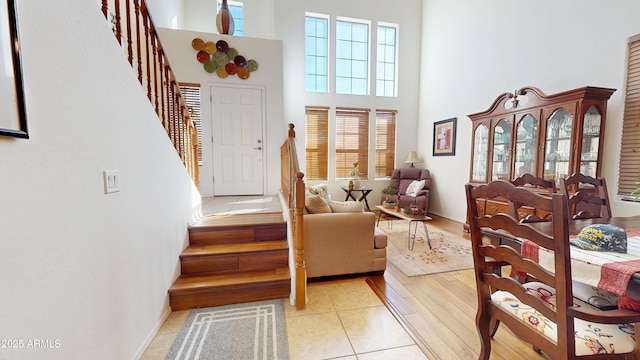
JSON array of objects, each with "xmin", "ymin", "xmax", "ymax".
[
  {"xmin": 433, "ymin": 117, "xmax": 456, "ymax": 156},
  {"xmin": 0, "ymin": 0, "xmax": 28, "ymax": 139}
]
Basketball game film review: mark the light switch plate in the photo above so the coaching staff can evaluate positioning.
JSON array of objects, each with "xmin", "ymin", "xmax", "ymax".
[{"xmin": 103, "ymin": 170, "xmax": 121, "ymax": 194}]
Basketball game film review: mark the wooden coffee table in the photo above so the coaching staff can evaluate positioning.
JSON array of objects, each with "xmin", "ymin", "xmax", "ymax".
[{"xmin": 375, "ymin": 205, "xmax": 432, "ymax": 250}]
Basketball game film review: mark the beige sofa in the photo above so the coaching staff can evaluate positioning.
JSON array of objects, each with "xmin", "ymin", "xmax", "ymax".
[{"xmin": 303, "ymin": 211, "xmax": 387, "ymax": 278}]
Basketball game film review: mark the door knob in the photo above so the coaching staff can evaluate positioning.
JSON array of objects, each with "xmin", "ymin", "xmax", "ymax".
[{"xmin": 254, "ymin": 146, "xmax": 262, "ymax": 150}]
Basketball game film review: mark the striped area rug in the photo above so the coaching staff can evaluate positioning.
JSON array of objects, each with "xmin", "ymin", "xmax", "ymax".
[{"xmin": 165, "ymin": 299, "xmax": 289, "ymax": 360}]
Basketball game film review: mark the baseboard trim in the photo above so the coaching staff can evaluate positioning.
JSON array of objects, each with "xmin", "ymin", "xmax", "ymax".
[{"xmin": 132, "ymin": 303, "xmax": 172, "ymax": 360}]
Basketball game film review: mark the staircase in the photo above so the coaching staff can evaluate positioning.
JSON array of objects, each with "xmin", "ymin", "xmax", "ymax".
[{"xmin": 168, "ymin": 212, "xmax": 291, "ymax": 311}]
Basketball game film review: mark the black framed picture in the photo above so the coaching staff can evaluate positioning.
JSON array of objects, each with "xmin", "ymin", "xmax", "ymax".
[
  {"xmin": 0, "ymin": 0, "xmax": 28, "ymax": 139},
  {"xmin": 433, "ymin": 118, "xmax": 456, "ymax": 156}
]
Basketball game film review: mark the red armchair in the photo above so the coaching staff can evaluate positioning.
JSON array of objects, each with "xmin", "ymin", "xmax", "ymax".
[{"xmin": 380, "ymin": 168, "xmax": 431, "ymax": 213}]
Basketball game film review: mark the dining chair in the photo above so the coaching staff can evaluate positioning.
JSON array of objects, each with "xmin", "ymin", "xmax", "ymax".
[
  {"xmin": 560, "ymin": 172, "xmax": 612, "ymax": 220},
  {"xmin": 465, "ymin": 180, "xmax": 636, "ymax": 359},
  {"xmin": 510, "ymin": 173, "xmax": 556, "ymax": 222}
]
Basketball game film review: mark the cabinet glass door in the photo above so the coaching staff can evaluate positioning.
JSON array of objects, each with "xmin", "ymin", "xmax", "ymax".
[
  {"xmin": 492, "ymin": 119, "xmax": 511, "ymax": 180},
  {"xmin": 472, "ymin": 124, "xmax": 489, "ymax": 181},
  {"xmin": 514, "ymin": 114, "xmax": 537, "ymax": 177},
  {"xmin": 544, "ymin": 108, "xmax": 572, "ymax": 185},
  {"xmin": 580, "ymin": 105, "xmax": 601, "ymax": 177}
]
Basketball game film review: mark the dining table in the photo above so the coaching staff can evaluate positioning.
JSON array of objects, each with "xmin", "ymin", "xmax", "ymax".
[
  {"xmin": 485, "ymin": 215, "xmax": 640, "ymax": 309},
  {"xmin": 485, "ymin": 214, "xmax": 640, "ymax": 358}
]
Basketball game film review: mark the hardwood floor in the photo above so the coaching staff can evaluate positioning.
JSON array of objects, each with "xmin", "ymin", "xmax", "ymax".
[{"xmin": 368, "ymin": 213, "xmax": 548, "ymax": 360}]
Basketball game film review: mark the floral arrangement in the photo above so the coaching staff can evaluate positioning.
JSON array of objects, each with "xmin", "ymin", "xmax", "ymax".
[
  {"xmin": 381, "ymin": 185, "xmax": 397, "ymax": 203},
  {"xmin": 631, "ymin": 182, "xmax": 640, "ymax": 201},
  {"xmin": 349, "ymin": 162, "xmax": 361, "ymax": 179}
]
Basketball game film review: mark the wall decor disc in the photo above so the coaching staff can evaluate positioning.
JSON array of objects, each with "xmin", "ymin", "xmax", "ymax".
[
  {"xmin": 238, "ymin": 67, "xmax": 250, "ymax": 79},
  {"xmin": 212, "ymin": 51, "xmax": 230, "ymax": 68},
  {"xmin": 216, "ymin": 40, "xmax": 229, "ymax": 52},
  {"xmin": 204, "ymin": 60, "xmax": 217, "ymax": 73},
  {"xmin": 204, "ymin": 41, "xmax": 217, "ymax": 54},
  {"xmin": 226, "ymin": 48, "xmax": 239, "ymax": 60},
  {"xmin": 191, "ymin": 38, "xmax": 205, "ymax": 51},
  {"xmin": 225, "ymin": 63, "xmax": 238, "ymax": 75},
  {"xmin": 246, "ymin": 59, "xmax": 258, "ymax": 72},
  {"xmin": 196, "ymin": 50, "xmax": 210, "ymax": 63},
  {"xmin": 216, "ymin": 67, "xmax": 229, "ymax": 78}
]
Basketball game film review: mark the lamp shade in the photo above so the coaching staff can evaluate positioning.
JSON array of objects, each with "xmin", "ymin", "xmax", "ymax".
[{"xmin": 405, "ymin": 151, "xmax": 422, "ymax": 167}]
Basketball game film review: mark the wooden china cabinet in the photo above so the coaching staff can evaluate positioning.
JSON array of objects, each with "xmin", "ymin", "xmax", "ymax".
[{"xmin": 466, "ymin": 86, "xmax": 615, "ymax": 225}]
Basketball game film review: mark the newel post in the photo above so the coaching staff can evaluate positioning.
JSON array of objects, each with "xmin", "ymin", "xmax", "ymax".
[{"xmin": 294, "ymin": 171, "xmax": 307, "ymax": 309}]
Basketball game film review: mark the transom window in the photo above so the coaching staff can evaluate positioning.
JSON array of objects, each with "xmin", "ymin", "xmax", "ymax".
[
  {"xmin": 305, "ymin": 14, "xmax": 329, "ymax": 92},
  {"xmin": 376, "ymin": 24, "xmax": 398, "ymax": 97},
  {"xmin": 335, "ymin": 19, "xmax": 369, "ymax": 95}
]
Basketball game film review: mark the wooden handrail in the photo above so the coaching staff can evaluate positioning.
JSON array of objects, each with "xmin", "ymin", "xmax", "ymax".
[
  {"xmin": 280, "ymin": 124, "xmax": 307, "ymax": 310},
  {"xmin": 101, "ymin": 0, "xmax": 199, "ymax": 188}
]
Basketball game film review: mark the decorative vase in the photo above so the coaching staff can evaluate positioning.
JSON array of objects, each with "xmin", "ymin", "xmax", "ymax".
[
  {"xmin": 348, "ymin": 180, "xmax": 354, "ymax": 190},
  {"xmin": 216, "ymin": 0, "xmax": 235, "ymax": 35}
]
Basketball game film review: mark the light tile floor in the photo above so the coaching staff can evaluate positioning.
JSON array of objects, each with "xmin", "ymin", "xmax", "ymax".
[
  {"xmin": 285, "ymin": 278, "xmax": 427, "ymax": 360},
  {"xmin": 141, "ymin": 195, "xmax": 428, "ymax": 360},
  {"xmin": 201, "ymin": 195, "xmax": 283, "ymax": 215}
]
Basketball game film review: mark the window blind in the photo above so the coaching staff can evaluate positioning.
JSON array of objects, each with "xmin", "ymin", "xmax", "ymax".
[
  {"xmin": 305, "ymin": 106, "xmax": 329, "ymax": 180},
  {"xmin": 179, "ymin": 83, "xmax": 202, "ymax": 165},
  {"xmin": 336, "ymin": 108, "xmax": 369, "ymax": 179},
  {"xmin": 618, "ymin": 34, "xmax": 640, "ymax": 197},
  {"xmin": 375, "ymin": 110, "xmax": 397, "ymax": 177}
]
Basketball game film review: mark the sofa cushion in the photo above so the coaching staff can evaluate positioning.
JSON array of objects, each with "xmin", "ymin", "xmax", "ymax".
[
  {"xmin": 405, "ymin": 179, "xmax": 426, "ymax": 197},
  {"xmin": 305, "ymin": 194, "xmax": 332, "ymax": 214},
  {"xmin": 307, "ymin": 183, "xmax": 330, "ymax": 199},
  {"xmin": 327, "ymin": 200, "xmax": 364, "ymax": 213}
]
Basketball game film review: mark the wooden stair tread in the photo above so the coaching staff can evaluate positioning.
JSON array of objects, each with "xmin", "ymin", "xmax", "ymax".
[
  {"xmin": 181, "ymin": 240, "xmax": 288, "ymax": 257},
  {"xmin": 191, "ymin": 212, "xmax": 284, "ymax": 229},
  {"xmin": 169, "ymin": 269, "xmax": 290, "ymax": 293}
]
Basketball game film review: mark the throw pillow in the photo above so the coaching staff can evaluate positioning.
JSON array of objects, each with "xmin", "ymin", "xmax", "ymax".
[
  {"xmin": 307, "ymin": 183, "xmax": 330, "ymax": 199},
  {"xmin": 570, "ymin": 224, "xmax": 628, "ymax": 253},
  {"xmin": 327, "ymin": 199, "xmax": 364, "ymax": 213},
  {"xmin": 405, "ymin": 179, "xmax": 426, "ymax": 197},
  {"xmin": 305, "ymin": 194, "xmax": 332, "ymax": 214}
]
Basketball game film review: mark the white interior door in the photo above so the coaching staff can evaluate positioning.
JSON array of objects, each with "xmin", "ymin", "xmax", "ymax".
[{"xmin": 211, "ymin": 85, "xmax": 264, "ymax": 196}]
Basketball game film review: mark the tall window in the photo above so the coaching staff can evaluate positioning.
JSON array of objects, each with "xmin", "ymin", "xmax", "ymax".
[
  {"xmin": 618, "ymin": 34, "xmax": 640, "ymax": 198},
  {"xmin": 305, "ymin": 14, "xmax": 329, "ymax": 92},
  {"xmin": 376, "ymin": 24, "xmax": 398, "ymax": 97},
  {"xmin": 218, "ymin": 0, "xmax": 243, "ymax": 36},
  {"xmin": 375, "ymin": 110, "xmax": 396, "ymax": 177},
  {"xmin": 335, "ymin": 19, "xmax": 369, "ymax": 95},
  {"xmin": 305, "ymin": 106, "xmax": 329, "ymax": 180},
  {"xmin": 336, "ymin": 108, "xmax": 369, "ymax": 179},
  {"xmin": 179, "ymin": 83, "xmax": 202, "ymax": 166}
]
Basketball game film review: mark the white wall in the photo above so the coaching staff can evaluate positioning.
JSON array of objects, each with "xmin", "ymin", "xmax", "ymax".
[
  {"xmin": 183, "ymin": 0, "xmax": 275, "ymax": 39},
  {"xmin": 157, "ymin": 28, "xmax": 284, "ymax": 197},
  {"xmin": 419, "ymin": 0, "xmax": 640, "ymax": 222},
  {"xmin": 274, "ymin": 0, "xmax": 423, "ymax": 203},
  {"xmin": 0, "ymin": 1, "xmax": 199, "ymax": 359},
  {"xmin": 145, "ymin": 0, "xmax": 184, "ymax": 29}
]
